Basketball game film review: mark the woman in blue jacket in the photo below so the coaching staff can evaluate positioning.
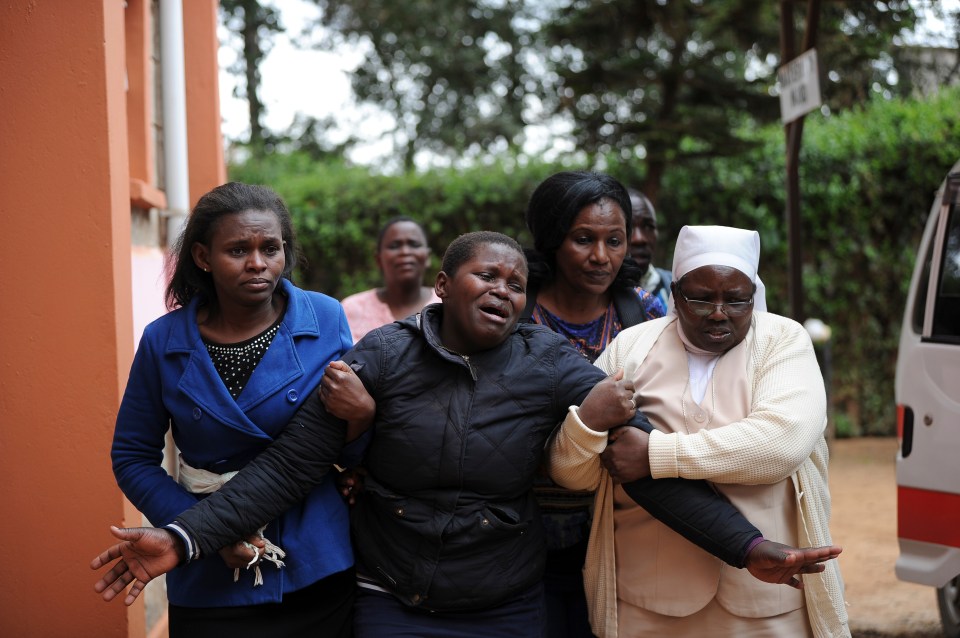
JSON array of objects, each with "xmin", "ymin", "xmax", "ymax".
[{"xmin": 110, "ymin": 182, "xmax": 358, "ymax": 637}]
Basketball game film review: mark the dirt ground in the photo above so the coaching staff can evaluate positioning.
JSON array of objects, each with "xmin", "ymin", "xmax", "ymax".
[{"xmin": 829, "ymin": 437, "xmax": 944, "ymax": 637}]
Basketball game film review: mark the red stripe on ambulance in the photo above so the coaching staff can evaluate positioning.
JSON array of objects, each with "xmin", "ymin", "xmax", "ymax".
[{"xmin": 898, "ymin": 486, "xmax": 960, "ymax": 548}]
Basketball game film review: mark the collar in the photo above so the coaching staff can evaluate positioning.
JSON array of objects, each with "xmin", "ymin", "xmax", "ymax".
[
  {"xmin": 640, "ymin": 263, "xmax": 662, "ymax": 292},
  {"xmin": 165, "ymin": 278, "xmax": 317, "ymax": 353}
]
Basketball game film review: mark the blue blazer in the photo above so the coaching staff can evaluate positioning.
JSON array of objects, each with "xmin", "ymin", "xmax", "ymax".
[{"xmin": 112, "ymin": 279, "xmax": 355, "ymax": 607}]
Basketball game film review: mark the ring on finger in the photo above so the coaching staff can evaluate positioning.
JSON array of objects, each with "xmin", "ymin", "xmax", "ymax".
[{"xmin": 628, "ymin": 398, "xmax": 636, "ymax": 410}]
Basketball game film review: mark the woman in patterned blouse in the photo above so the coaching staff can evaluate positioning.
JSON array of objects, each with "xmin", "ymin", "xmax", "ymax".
[{"xmin": 522, "ymin": 170, "xmax": 664, "ymax": 638}]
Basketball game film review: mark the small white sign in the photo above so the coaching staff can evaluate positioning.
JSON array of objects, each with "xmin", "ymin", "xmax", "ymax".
[{"xmin": 778, "ymin": 48, "xmax": 822, "ymax": 124}]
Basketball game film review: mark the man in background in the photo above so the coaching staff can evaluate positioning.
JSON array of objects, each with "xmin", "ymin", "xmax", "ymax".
[{"xmin": 628, "ymin": 188, "xmax": 672, "ymax": 307}]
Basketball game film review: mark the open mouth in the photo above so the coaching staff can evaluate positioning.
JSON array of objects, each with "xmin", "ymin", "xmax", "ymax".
[{"xmin": 480, "ymin": 304, "xmax": 508, "ymax": 320}]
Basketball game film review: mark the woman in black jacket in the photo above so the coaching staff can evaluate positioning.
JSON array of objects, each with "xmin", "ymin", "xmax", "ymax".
[{"xmin": 93, "ymin": 231, "xmax": 840, "ymax": 638}]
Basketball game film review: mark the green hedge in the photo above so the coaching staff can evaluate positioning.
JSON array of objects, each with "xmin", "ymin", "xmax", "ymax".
[
  {"xmin": 230, "ymin": 155, "xmax": 560, "ymax": 298},
  {"xmin": 230, "ymin": 87, "xmax": 960, "ymax": 436}
]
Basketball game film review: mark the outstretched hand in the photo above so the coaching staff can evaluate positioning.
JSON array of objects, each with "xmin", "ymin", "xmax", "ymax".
[
  {"xmin": 745, "ymin": 540, "xmax": 842, "ymax": 589},
  {"xmin": 90, "ymin": 526, "xmax": 185, "ymax": 605},
  {"xmin": 578, "ymin": 369, "xmax": 637, "ymax": 432}
]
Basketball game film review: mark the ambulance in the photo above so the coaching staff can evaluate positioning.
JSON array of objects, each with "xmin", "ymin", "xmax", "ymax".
[{"xmin": 895, "ymin": 159, "xmax": 960, "ymax": 637}]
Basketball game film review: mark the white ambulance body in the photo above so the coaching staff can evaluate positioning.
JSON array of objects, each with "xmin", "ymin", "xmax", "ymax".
[{"xmin": 895, "ymin": 159, "xmax": 960, "ymax": 637}]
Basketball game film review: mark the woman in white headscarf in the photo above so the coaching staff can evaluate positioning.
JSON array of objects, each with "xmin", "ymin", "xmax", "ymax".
[{"xmin": 547, "ymin": 225, "xmax": 849, "ymax": 638}]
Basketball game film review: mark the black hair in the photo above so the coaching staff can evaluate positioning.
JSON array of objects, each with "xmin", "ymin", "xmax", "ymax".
[
  {"xmin": 524, "ymin": 171, "xmax": 641, "ymax": 289},
  {"xmin": 376, "ymin": 215, "xmax": 428, "ymax": 251},
  {"xmin": 627, "ymin": 188, "xmax": 657, "ymax": 220},
  {"xmin": 441, "ymin": 231, "xmax": 526, "ymax": 277},
  {"xmin": 165, "ymin": 182, "xmax": 301, "ymax": 309}
]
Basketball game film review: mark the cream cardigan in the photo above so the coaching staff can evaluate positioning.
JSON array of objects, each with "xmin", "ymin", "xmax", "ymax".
[{"xmin": 546, "ymin": 313, "xmax": 849, "ymax": 638}]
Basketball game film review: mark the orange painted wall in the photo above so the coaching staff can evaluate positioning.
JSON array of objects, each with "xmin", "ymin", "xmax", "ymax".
[
  {"xmin": 0, "ymin": 1, "xmax": 140, "ymax": 636},
  {"xmin": 0, "ymin": 1, "xmax": 225, "ymax": 636}
]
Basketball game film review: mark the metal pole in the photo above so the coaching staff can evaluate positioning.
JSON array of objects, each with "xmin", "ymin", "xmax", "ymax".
[
  {"xmin": 160, "ymin": 0, "xmax": 191, "ymax": 245},
  {"xmin": 779, "ymin": 0, "xmax": 820, "ymax": 322}
]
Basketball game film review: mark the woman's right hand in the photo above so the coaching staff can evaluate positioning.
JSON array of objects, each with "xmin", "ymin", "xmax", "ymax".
[
  {"xmin": 91, "ymin": 526, "xmax": 185, "ymax": 605},
  {"xmin": 578, "ymin": 369, "xmax": 637, "ymax": 432}
]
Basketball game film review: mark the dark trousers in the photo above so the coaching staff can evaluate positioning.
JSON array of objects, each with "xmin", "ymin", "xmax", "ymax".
[
  {"xmin": 353, "ymin": 581, "xmax": 547, "ymax": 638},
  {"xmin": 168, "ymin": 566, "xmax": 355, "ymax": 638},
  {"xmin": 543, "ymin": 537, "xmax": 596, "ymax": 638}
]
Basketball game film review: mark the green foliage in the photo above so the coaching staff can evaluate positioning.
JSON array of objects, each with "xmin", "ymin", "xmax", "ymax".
[
  {"xmin": 308, "ymin": 0, "xmax": 531, "ymax": 170},
  {"xmin": 539, "ymin": 0, "xmax": 918, "ymax": 202},
  {"xmin": 230, "ymin": 155, "xmax": 555, "ymax": 298},
  {"xmin": 646, "ymin": 87, "xmax": 960, "ymax": 436},
  {"xmin": 231, "ymin": 87, "xmax": 960, "ymax": 437}
]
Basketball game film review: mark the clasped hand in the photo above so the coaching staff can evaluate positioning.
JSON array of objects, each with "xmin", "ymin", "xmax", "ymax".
[
  {"xmin": 320, "ymin": 360, "xmax": 376, "ymax": 441},
  {"xmin": 601, "ymin": 426, "xmax": 651, "ymax": 482},
  {"xmin": 578, "ymin": 369, "xmax": 636, "ymax": 432}
]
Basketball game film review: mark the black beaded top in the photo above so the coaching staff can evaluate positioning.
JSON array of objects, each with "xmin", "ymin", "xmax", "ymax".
[{"xmin": 203, "ymin": 312, "xmax": 285, "ymax": 399}]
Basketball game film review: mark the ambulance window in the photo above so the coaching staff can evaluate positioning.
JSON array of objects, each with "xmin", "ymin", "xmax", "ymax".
[
  {"xmin": 911, "ymin": 237, "xmax": 932, "ymax": 333},
  {"xmin": 931, "ymin": 203, "xmax": 960, "ymax": 341}
]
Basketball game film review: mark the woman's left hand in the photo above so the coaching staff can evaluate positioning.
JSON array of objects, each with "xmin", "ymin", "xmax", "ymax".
[
  {"xmin": 320, "ymin": 360, "xmax": 375, "ymax": 441},
  {"xmin": 217, "ymin": 534, "xmax": 265, "ymax": 570},
  {"xmin": 601, "ymin": 426, "xmax": 651, "ymax": 482},
  {"xmin": 745, "ymin": 540, "xmax": 843, "ymax": 588}
]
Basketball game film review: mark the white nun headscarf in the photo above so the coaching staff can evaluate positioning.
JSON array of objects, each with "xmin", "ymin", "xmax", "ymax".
[{"xmin": 667, "ymin": 225, "xmax": 768, "ymax": 316}]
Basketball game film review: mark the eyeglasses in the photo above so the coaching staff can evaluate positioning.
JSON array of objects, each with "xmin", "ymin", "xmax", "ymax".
[{"xmin": 676, "ymin": 286, "xmax": 754, "ymax": 317}]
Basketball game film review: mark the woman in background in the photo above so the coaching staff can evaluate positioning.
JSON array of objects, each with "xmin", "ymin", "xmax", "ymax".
[{"xmin": 341, "ymin": 216, "xmax": 439, "ymax": 342}]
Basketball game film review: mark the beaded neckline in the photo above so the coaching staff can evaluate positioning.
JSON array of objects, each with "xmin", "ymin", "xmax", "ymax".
[{"xmin": 203, "ymin": 311, "xmax": 285, "ymax": 399}]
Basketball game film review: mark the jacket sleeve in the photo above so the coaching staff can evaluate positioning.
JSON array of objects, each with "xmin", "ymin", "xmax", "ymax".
[
  {"xmin": 176, "ymin": 334, "xmax": 384, "ymax": 555},
  {"xmin": 549, "ymin": 405, "xmax": 760, "ymax": 567},
  {"xmin": 648, "ymin": 316, "xmax": 827, "ymax": 485},
  {"xmin": 175, "ymin": 389, "xmax": 348, "ymax": 554},
  {"xmin": 548, "ymin": 341, "xmax": 762, "ymax": 568},
  {"xmin": 112, "ymin": 329, "xmax": 199, "ymax": 526}
]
